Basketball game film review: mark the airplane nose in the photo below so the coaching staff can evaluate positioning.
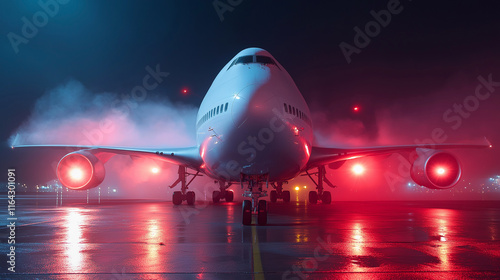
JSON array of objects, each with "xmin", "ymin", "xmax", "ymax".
[{"xmin": 231, "ymin": 84, "xmax": 276, "ymax": 128}]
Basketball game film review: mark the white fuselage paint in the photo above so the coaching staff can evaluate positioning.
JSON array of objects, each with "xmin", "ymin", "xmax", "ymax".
[{"xmin": 196, "ymin": 48, "xmax": 313, "ymax": 182}]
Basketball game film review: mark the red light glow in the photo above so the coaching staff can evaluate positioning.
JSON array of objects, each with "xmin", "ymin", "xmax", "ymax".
[
  {"xmin": 69, "ymin": 168, "xmax": 84, "ymax": 180},
  {"xmin": 151, "ymin": 167, "xmax": 159, "ymax": 174},
  {"xmin": 435, "ymin": 167, "xmax": 446, "ymax": 175},
  {"xmin": 353, "ymin": 106, "xmax": 359, "ymax": 112},
  {"xmin": 182, "ymin": 88, "xmax": 188, "ymax": 95},
  {"xmin": 352, "ymin": 164, "xmax": 365, "ymax": 175}
]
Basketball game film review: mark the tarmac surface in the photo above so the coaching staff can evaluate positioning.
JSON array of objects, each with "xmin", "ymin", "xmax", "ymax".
[{"xmin": 1, "ymin": 196, "xmax": 500, "ymax": 279}]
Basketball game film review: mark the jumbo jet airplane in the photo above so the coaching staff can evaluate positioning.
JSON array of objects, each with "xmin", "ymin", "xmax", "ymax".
[{"xmin": 14, "ymin": 47, "xmax": 491, "ymax": 225}]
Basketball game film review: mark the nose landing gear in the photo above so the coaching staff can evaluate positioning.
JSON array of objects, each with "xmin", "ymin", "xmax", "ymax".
[{"xmin": 241, "ymin": 173, "xmax": 269, "ymax": 225}]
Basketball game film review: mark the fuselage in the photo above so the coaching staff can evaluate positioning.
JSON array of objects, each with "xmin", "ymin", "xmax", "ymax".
[{"xmin": 196, "ymin": 48, "xmax": 313, "ymax": 182}]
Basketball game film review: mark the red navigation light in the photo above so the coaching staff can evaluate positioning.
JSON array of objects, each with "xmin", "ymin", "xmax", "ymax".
[
  {"xmin": 181, "ymin": 88, "xmax": 189, "ymax": 95},
  {"xmin": 353, "ymin": 106, "xmax": 359, "ymax": 112}
]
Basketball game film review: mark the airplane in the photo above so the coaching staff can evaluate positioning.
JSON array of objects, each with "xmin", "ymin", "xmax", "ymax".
[{"xmin": 13, "ymin": 47, "xmax": 491, "ymax": 225}]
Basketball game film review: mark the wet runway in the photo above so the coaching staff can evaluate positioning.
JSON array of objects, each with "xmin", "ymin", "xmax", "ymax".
[{"xmin": 1, "ymin": 196, "xmax": 500, "ymax": 279}]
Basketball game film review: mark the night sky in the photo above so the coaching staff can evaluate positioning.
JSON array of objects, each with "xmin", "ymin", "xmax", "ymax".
[{"xmin": 1, "ymin": 0, "xmax": 500, "ymax": 195}]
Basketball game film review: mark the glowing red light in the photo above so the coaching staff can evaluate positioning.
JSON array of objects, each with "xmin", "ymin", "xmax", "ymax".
[
  {"xmin": 352, "ymin": 164, "xmax": 365, "ymax": 175},
  {"xmin": 182, "ymin": 88, "xmax": 188, "ymax": 95},
  {"xmin": 151, "ymin": 167, "xmax": 159, "ymax": 174},
  {"xmin": 435, "ymin": 167, "xmax": 446, "ymax": 176},
  {"xmin": 353, "ymin": 106, "xmax": 359, "ymax": 112},
  {"xmin": 69, "ymin": 168, "xmax": 84, "ymax": 181}
]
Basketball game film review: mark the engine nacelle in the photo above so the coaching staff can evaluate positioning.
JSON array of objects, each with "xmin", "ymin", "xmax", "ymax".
[
  {"xmin": 56, "ymin": 151, "xmax": 105, "ymax": 190},
  {"xmin": 410, "ymin": 150, "xmax": 461, "ymax": 189}
]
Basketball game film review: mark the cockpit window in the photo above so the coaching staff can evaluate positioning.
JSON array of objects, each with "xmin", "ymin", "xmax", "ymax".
[
  {"xmin": 228, "ymin": 55, "xmax": 280, "ymax": 70},
  {"xmin": 235, "ymin": 55, "xmax": 254, "ymax": 65},
  {"xmin": 256, "ymin": 55, "xmax": 275, "ymax": 65}
]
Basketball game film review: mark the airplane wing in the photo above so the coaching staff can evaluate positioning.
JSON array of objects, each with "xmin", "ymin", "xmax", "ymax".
[
  {"xmin": 12, "ymin": 144, "xmax": 203, "ymax": 170},
  {"xmin": 307, "ymin": 140, "xmax": 492, "ymax": 169}
]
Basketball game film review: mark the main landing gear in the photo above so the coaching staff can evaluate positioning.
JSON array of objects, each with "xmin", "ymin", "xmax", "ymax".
[
  {"xmin": 169, "ymin": 166, "xmax": 201, "ymax": 206},
  {"xmin": 305, "ymin": 166, "xmax": 335, "ymax": 204},
  {"xmin": 269, "ymin": 182, "xmax": 291, "ymax": 203},
  {"xmin": 241, "ymin": 173, "xmax": 269, "ymax": 226},
  {"xmin": 212, "ymin": 181, "xmax": 234, "ymax": 203}
]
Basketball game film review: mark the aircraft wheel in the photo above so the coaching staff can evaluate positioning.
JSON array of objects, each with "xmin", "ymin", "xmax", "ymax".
[
  {"xmin": 257, "ymin": 200, "xmax": 267, "ymax": 225},
  {"xmin": 173, "ymin": 191, "xmax": 182, "ymax": 205},
  {"xmin": 242, "ymin": 200, "xmax": 252, "ymax": 225},
  {"xmin": 322, "ymin": 191, "xmax": 331, "ymax": 204},
  {"xmin": 186, "ymin": 191, "xmax": 195, "ymax": 205},
  {"xmin": 283, "ymin": 190, "xmax": 291, "ymax": 203},
  {"xmin": 309, "ymin": 191, "xmax": 318, "ymax": 204},
  {"xmin": 213, "ymin": 191, "xmax": 221, "ymax": 203},
  {"xmin": 225, "ymin": 191, "xmax": 234, "ymax": 202},
  {"xmin": 270, "ymin": 190, "xmax": 277, "ymax": 203}
]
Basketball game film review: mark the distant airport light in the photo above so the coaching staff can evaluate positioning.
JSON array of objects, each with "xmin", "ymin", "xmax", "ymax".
[
  {"xmin": 352, "ymin": 164, "xmax": 365, "ymax": 175},
  {"xmin": 69, "ymin": 168, "xmax": 83, "ymax": 181},
  {"xmin": 295, "ymin": 186, "xmax": 300, "ymax": 191},
  {"xmin": 151, "ymin": 167, "xmax": 160, "ymax": 174},
  {"xmin": 303, "ymin": 186, "xmax": 307, "ymax": 189}
]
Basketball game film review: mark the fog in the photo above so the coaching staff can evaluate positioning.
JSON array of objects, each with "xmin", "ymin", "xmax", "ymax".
[
  {"xmin": 9, "ymin": 80, "xmax": 219, "ymax": 199},
  {"xmin": 9, "ymin": 74, "xmax": 500, "ymax": 201}
]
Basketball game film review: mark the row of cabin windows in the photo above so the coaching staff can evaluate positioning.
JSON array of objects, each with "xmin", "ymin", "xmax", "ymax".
[
  {"xmin": 284, "ymin": 103, "xmax": 311, "ymax": 126},
  {"xmin": 198, "ymin": 102, "xmax": 229, "ymax": 127}
]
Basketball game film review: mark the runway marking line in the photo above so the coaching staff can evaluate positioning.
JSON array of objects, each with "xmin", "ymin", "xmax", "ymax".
[{"xmin": 251, "ymin": 217, "xmax": 265, "ymax": 280}]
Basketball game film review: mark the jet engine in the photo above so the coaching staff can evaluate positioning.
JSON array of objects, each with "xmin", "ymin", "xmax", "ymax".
[
  {"xmin": 56, "ymin": 150, "xmax": 105, "ymax": 190},
  {"xmin": 410, "ymin": 150, "xmax": 461, "ymax": 189}
]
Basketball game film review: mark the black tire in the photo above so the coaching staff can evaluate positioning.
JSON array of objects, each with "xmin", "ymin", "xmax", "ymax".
[
  {"xmin": 322, "ymin": 191, "xmax": 331, "ymax": 204},
  {"xmin": 257, "ymin": 200, "xmax": 267, "ymax": 225},
  {"xmin": 213, "ymin": 191, "xmax": 220, "ymax": 203},
  {"xmin": 225, "ymin": 191, "xmax": 234, "ymax": 202},
  {"xmin": 309, "ymin": 191, "xmax": 318, "ymax": 204},
  {"xmin": 242, "ymin": 200, "xmax": 252, "ymax": 225},
  {"xmin": 173, "ymin": 191, "xmax": 182, "ymax": 205},
  {"xmin": 283, "ymin": 190, "xmax": 291, "ymax": 203},
  {"xmin": 270, "ymin": 190, "xmax": 277, "ymax": 203},
  {"xmin": 186, "ymin": 191, "xmax": 195, "ymax": 205}
]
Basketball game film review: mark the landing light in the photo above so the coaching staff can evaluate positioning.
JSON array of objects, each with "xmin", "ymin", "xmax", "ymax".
[
  {"xmin": 151, "ymin": 167, "xmax": 159, "ymax": 174},
  {"xmin": 352, "ymin": 164, "xmax": 365, "ymax": 175},
  {"xmin": 295, "ymin": 186, "xmax": 300, "ymax": 191}
]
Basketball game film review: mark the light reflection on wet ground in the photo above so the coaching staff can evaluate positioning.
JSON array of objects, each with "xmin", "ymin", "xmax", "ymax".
[{"xmin": 1, "ymin": 198, "xmax": 499, "ymax": 279}]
